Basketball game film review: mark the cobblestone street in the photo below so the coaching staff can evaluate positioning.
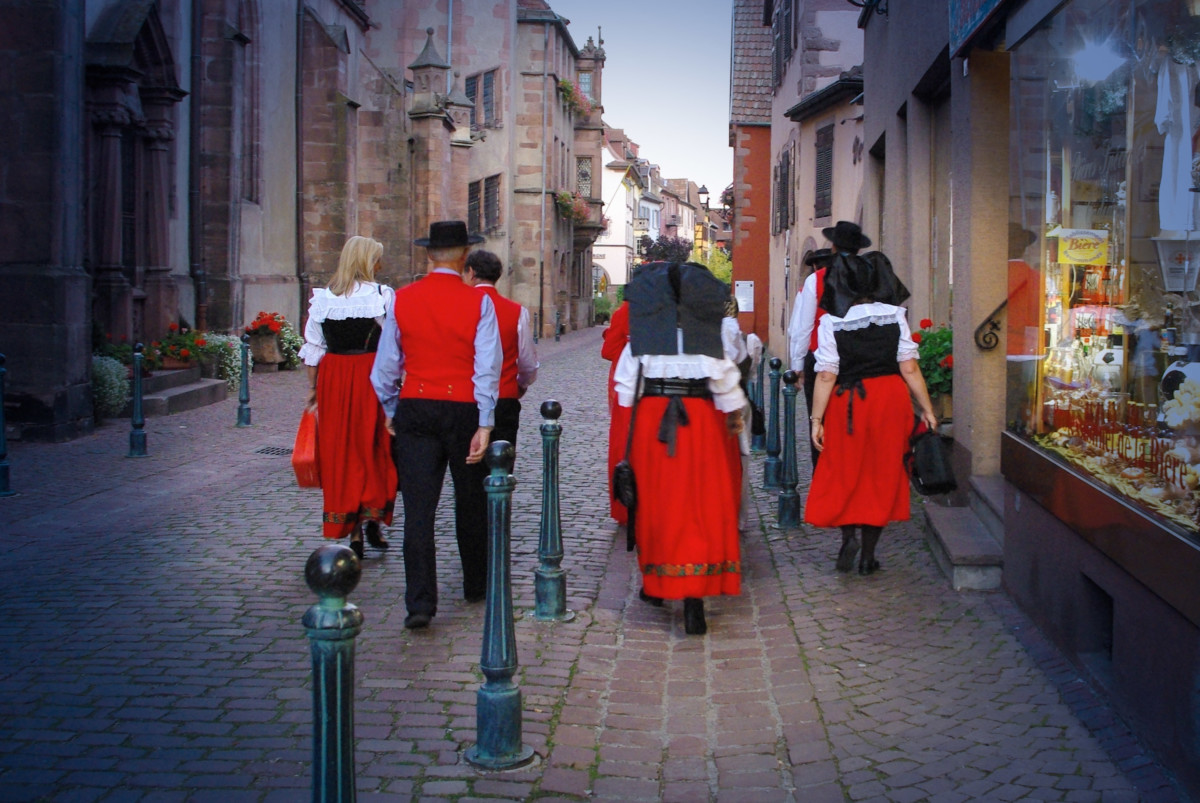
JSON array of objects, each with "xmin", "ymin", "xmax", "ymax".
[{"xmin": 0, "ymin": 326, "xmax": 1185, "ymax": 801}]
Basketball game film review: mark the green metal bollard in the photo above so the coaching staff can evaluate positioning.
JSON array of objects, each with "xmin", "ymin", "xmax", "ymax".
[
  {"xmin": 751, "ymin": 354, "xmax": 767, "ymax": 453},
  {"xmin": 237, "ymin": 333, "xmax": 252, "ymax": 427},
  {"xmin": 532, "ymin": 401, "xmax": 574, "ymax": 622},
  {"xmin": 127, "ymin": 344, "xmax": 148, "ymax": 458},
  {"xmin": 0, "ymin": 354, "xmax": 14, "ymax": 496},
  {"xmin": 776, "ymin": 370, "xmax": 801, "ymax": 528},
  {"xmin": 763, "ymin": 357, "xmax": 782, "ymax": 489},
  {"xmin": 303, "ymin": 543, "xmax": 363, "ymax": 802},
  {"xmin": 466, "ymin": 441, "xmax": 534, "ymax": 770},
  {"xmin": 554, "ymin": 310, "xmax": 561, "ymax": 342}
]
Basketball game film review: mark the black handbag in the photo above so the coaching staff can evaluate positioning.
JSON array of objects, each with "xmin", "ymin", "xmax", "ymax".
[
  {"xmin": 613, "ymin": 365, "xmax": 643, "ymax": 551},
  {"xmin": 905, "ymin": 417, "xmax": 957, "ymax": 495}
]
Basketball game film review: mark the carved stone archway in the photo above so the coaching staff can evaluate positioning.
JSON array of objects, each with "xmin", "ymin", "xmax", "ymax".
[{"xmin": 85, "ymin": 0, "xmax": 186, "ymax": 345}]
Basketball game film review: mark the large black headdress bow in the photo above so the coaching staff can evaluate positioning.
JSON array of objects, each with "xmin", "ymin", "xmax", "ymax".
[
  {"xmin": 819, "ymin": 251, "xmax": 910, "ymax": 318},
  {"xmin": 627, "ymin": 261, "xmax": 727, "ymax": 358}
]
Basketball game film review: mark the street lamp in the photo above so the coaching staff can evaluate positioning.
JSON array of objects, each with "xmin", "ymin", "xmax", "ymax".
[{"xmin": 698, "ymin": 185, "xmax": 709, "ymax": 211}]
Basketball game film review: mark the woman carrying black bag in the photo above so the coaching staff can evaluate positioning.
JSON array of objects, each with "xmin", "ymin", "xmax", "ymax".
[{"xmin": 804, "ymin": 251, "xmax": 938, "ymax": 575}]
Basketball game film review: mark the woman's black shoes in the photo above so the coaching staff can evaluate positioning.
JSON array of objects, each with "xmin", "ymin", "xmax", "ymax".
[
  {"xmin": 639, "ymin": 587, "xmax": 664, "ymax": 607},
  {"xmin": 683, "ymin": 598, "xmax": 707, "ymax": 635},
  {"xmin": 349, "ymin": 537, "xmax": 364, "ymax": 561},
  {"xmin": 835, "ymin": 536, "xmax": 860, "ymax": 573},
  {"xmin": 859, "ymin": 558, "xmax": 881, "ymax": 575},
  {"xmin": 365, "ymin": 520, "xmax": 390, "ymax": 550}
]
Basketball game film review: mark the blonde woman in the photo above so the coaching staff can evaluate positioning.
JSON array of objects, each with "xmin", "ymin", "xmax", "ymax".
[{"xmin": 299, "ymin": 236, "xmax": 398, "ymax": 559}]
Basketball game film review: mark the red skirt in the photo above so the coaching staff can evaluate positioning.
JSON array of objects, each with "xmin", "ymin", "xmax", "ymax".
[
  {"xmin": 607, "ymin": 401, "xmax": 631, "ymax": 524},
  {"xmin": 804, "ymin": 374, "xmax": 912, "ymax": 528},
  {"xmin": 629, "ymin": 396, "xmax": 742, "ymax": 599},
  {"xmin": 317, "ymin": 352, "xmax": 397, "ymax": 539}
]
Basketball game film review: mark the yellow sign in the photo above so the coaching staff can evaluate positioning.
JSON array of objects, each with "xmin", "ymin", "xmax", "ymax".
[{"xmin": 1056, "ymin": 228, "xmax": 1109, "ymax": 266}]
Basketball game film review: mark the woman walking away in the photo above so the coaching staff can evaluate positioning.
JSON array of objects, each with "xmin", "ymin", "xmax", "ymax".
[
  {"xmin": 804, "ymin": 251, "xmax": 938, "ymax": 575},
  {"xmin": 614, "ymin": 261, "xmax": 746, "ymax": 635},
  {"xmin": 602, "ymin": 300, "xmax": 631, "ymax": 526},
  {"xmin": 299, "ymin": 235, "xmax": 399, "ymax": 559}
]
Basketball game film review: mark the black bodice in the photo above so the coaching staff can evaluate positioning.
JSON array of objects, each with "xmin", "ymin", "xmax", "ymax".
[
  {"xmin": 321, "ymin": 317, "xmax": 381, "ymax": 354},
  {"xmin": 832, "ymin": 322, "xmax": 902, "ymax": 386}
]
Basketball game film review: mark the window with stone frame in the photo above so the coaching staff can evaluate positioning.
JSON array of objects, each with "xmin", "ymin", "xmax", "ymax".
[
  {"xmin": 576, "ymin": 157, "xmax": 593, "ymax": 197},
  {"xmin": 469, "ymin": 175, "xmax": 502, "ymax": 234},
  {"xmin": 578, "ymin": 71, "xmax": 593, "ymax": 100},
  {"xmin": 814, "ymin": 124, "xmax": 833, "ymax": 220},
  {"xmin": 465, "ymin": 68, "xmax": 500, "ymax": 129}
]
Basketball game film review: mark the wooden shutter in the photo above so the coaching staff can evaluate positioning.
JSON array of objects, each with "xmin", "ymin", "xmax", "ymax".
[{"xmin": 815, "ymin": 125, "xmax": 833, "ymax": 220}]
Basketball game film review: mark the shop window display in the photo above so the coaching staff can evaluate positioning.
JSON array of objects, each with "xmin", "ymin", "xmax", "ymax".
[{"xmin": 1008, "ymin": 0, "xmax": 1200, "ymax": 534}]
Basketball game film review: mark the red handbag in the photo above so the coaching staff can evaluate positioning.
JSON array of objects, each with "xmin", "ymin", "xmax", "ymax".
[{"xmin": 292, "ymin": 409, "xmax": 321, "ymax": 488}]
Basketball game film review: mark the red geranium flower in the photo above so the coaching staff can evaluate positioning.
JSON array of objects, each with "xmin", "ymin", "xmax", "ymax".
[
  {"xmin": 912, "ymin": 332, "xmax": 922, "ymax": 344},
  {"xmin": 180, "ymin": 348, "xmax": 190, "ymax": 358},
  {"xmin": 169, "ymin": 322, "xmax": 179, "ymax": 331},
  {"xmin": 195, "ymin": 338, "xmax": 207, "ymax": 348},
  {"xmin": 940, "ymin": 354, "xmax": 953, "ymax": 368},
  {"xmin": 919, "ymin": 318, "xmax": 933, "ymax": 330}
]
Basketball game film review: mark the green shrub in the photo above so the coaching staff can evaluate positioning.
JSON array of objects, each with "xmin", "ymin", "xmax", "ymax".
[{"xmin": 91, "ymin": 355, "xmax": 130, "ymax": 420}]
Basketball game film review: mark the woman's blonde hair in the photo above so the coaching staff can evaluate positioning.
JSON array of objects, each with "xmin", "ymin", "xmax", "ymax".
[{"xmin": 329, "ymin": 236, "xmax": 383, "ymax": 296}]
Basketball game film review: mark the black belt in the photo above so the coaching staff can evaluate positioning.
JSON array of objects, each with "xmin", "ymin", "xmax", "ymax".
[
  {"xmin": 641, "ymin": 378, "xmax": 711, "ymax": 399},
  {"xmin": 327, "ymin": 348, "xmax": 377, "ymax": 355}
]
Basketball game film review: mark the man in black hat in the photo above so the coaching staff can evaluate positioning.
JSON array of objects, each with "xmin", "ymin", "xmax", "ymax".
[
  {"xmin": 787, "ymin": 222, "xmax": 871, "ymax": 469},
  {"xmin": 371, "ymin": 220, "xmax": 502, "ymax": 630}
]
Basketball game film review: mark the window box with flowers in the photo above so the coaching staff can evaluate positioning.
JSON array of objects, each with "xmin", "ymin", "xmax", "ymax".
[
  {"xmin": 913, "ymin": 318, "xmax": 953, "ymax": 420},
  {"xmin": 557, "ymin": 79, "xmax": 593, "ymax": 116},
  {"xmin": 555, "ymin": 191, "xmax": 591, "ymax": 225}
]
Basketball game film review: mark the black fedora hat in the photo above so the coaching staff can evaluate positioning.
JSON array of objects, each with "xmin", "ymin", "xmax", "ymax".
[
  {"xmin": 415, "ymin": 220, "xmax": 486, "ymax": 248},
  {"xmin": 821, "ymin": 220, "xmax": 871, "ymax": 252},
  {"xmin": 804, "ymin": 247, "xmax": 835, "ymax": 266}
]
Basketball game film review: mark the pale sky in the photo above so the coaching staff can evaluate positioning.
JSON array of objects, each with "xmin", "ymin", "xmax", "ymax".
[{"xmin": 550, "ymin": 0, "xmax": 735, "ymax": 195}]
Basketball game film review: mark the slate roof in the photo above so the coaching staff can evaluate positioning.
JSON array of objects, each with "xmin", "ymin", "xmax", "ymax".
[{"xmin": 730, "ymin": 0, "xmax": 773, "ymax": 125}]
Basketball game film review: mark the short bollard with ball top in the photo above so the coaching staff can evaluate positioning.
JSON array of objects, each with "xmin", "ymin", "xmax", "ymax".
[
  {"xmin": 776, "ymin": 370, "xmax": 802, "ymax": 528},
  {"xmin": 0, "ymin": 353, "xmax": 15, "ymax": 495},
  {"xmin": 302, "ymin": 544, "xmax": 363, "ymax": 801},
  {"xmin": 532, "ymin": 400, "xmax": 574, "ymax": 622},
  {"xmin": 127, "ymin": 344, "xmax": 148, "ymax": 458},
  {"xmin": 751, "ymin": 355, "xmax": 767, "ymax": 453},
  {"xmin": 237, "ymin": 333, "xmax": 252, "ymax": 427},
  {"xmin": 763, "ymin": 357, "xmax": 783, "ymax": 489},
  {"xmin": 466, "ymin": 441, "xmax": 534, "ymax": 769}
]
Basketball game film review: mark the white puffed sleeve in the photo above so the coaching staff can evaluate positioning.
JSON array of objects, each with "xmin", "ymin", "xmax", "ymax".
[
  {"xmin": 896, "ymin": 307, "xmax": 920, "ymax": 363},
  {"xmin": 298, "ymin": 289, "xmax": 327, "ymax": 366}
]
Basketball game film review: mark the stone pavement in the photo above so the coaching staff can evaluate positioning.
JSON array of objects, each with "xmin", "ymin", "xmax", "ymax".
[{"xmin": 0, "ymin": 326, "xmax": 1187, "ymax": 802}]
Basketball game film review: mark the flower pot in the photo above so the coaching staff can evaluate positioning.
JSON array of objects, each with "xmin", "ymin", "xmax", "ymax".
[
  {"xmin": 160, "ymin": 356, "xmax": 196, "ymax": 370},
  {"xmin": 933, "ymin": 393, "xmax": 953, "ymax": 422},
  {"xmin": 248, "ymin": 332, "xmax": 284, "ymax": 364},
  {"xmin": 197, "ymin": 353, "xmax": 218, "ymax": 379}
]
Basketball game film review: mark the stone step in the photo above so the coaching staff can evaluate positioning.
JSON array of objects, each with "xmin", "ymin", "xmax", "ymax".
[
  {"xmin": 923, "ymin": 504, "xmax": 1003, "ymax": 591},
  {"xmin": 968, "ymin": 473, "xmax": 1006, "ymax": 546},
  {"xmin": 122, "ymin": 378, "xmax": 228, "ymax": 417},
  {"xmin": 138, "ymin": 366, "xmax": 201, "ymax": 394}
]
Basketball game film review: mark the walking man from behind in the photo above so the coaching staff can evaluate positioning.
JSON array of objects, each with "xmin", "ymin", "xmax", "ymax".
[
  {"xmin": 464, "ymin": 250, "xmax": 539, "ymax": 450},
  {"xmin": 371, "ymin": 220, "xmax": 502, "ymax": 630}
]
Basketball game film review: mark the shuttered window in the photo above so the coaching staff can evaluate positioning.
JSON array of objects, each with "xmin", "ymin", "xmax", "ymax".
[
  {"xmin": 468, "ymin": 180, "xmax": 482, "ymax": 233},
  {"xmin": 815, "ymin": 124, "xmax": 834, "ymax": 220},
  {"xmin": 465, "ymin": 75, "xmax": 478, "ymax": 128},
  {"xmin": 484, "ymin": 175, "xmax": 500, "ymax": 230},
  {"xmin": 481, "ymin": 70, "xmax": 496, "ymax": 125},
  {"xmin": 465, "ymin": 69, "xmax": 499, "ymax": 128}
]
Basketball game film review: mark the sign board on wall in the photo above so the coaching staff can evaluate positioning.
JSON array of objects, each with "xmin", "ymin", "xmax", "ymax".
[
  {"xmin": 734, "ymin": 280, "xmax": 755, "ymax": 313},
  {"xmin": 949, "ymin": 0, "xmax": 1005, "ymax": 55}
]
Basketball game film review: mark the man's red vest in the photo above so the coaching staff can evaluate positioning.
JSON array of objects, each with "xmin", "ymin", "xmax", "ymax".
[
  {"xmin": 478, "ymin": 285, "xmax": 522, "ymax": 400},
  {"xmin": 394, "ymin": 272, "xmax": 483, "ymax": 403},
  {"xmin": 808, "ymin": 267, "xmax": 827, "ymax": 354}
]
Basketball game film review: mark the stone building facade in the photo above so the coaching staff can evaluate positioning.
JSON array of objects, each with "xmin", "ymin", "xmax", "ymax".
[{"xmin": 0, "ymin": 0, "xmax": 603, "ymax": 441}]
